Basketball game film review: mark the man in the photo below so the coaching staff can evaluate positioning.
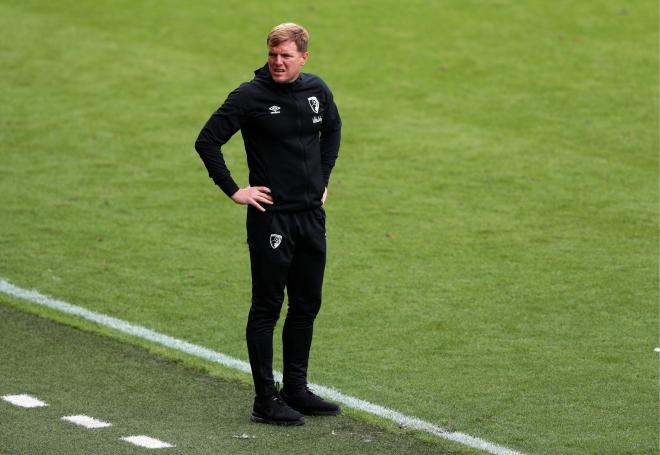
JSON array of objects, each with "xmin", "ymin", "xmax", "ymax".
[{"xmin": 194, "ymin": 23, "xmax": 341, "ymax": 426}]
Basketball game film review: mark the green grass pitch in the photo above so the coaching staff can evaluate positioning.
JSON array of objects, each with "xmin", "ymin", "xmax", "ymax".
[
  {"xmin": 0, "ymin": 304, "xmax": 459, "ymax": 454},
  {"xmin": 0, "ymin": 1, "xmax": 657, "ymax": 454}
]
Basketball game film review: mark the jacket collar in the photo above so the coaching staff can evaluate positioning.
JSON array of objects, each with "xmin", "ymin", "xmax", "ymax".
[{"xmin": 254, "ymin": 63, "xmax": 304, "ymax": 87}]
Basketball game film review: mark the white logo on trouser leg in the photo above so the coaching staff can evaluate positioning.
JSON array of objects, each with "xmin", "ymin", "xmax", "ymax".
[{"xmin": 270, "ymin": 234, "xmax": 282, "ymax": 249}]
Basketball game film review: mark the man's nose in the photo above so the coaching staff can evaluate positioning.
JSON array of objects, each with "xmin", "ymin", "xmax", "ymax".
[{"xmin": 274, "ymin": 55, "xmax": 283, "ymax": 65}]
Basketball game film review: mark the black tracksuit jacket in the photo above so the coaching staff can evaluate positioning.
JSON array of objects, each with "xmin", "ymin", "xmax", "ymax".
[{"xmin": 195, "ymin": 64, "xmax": 341, "ymax": 212}]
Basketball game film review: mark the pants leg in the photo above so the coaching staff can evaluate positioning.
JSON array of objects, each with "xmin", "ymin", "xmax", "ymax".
[
  {"xmin": 245, "ymin": 208, "xmax": 294, "ymax": 398},
  {"xmin": 282, "ymin": 208, "xmax": 327, "ymax": 393}
]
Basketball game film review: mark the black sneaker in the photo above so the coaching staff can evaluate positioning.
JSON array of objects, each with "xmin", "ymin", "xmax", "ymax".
[
  {"xmin": 280, "ymin": 387, "xmax": 341, "ymax": 416},
  {"xmin": 250, "ymin": 394, "xmax": 305, "ymax": 426}
]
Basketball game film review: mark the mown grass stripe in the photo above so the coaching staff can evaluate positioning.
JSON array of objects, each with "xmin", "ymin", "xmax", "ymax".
[{"xmin": 0, "ymin": 277, "xmax": 525, "ymax": 455}]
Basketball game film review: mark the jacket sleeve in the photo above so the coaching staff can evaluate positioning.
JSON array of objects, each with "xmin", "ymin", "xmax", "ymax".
[
  {"xmin": 194, "ymin": 87, "xmax": 248, "ymax": 197},
  {"xmin": 320, "ymin": 85, "xmax": 342, "ymax": 187}
]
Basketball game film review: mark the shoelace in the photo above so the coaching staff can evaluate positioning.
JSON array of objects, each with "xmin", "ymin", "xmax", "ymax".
[
  {"xmin": 272, "ymin": 395, "xmax": 287, "ymax": 406},
  {"xmin": 304, "ymin": 387, "xmax": 317, "ymax": 398},
  {"xmin": 277, "ymin": 382, "xmax": 319, "ymax": 401},
  {"xmin": 273, "ymin": 382, "xmax": 289, "ymax": 405}
]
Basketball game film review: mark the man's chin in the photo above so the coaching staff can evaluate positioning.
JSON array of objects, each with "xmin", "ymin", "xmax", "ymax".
[{"xmin": 270, "ymin": 71, "xmax": 296, "ymax": 84}]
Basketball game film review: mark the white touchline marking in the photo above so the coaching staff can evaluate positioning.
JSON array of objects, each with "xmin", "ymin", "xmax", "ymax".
[
  {"xmin": 654, "ymin": 347, "xmax": 660, "ymax": 353},
  {"xmin": 0, "ymin": 277, "xmax": 525, "ymax": 455},
  {"xmin": 121, "ymin": 435, "xmax": 175, "ymax": 449},
  {"xmin": 2, "ymin": 394, "xmax": 48, "ymax": 408},
  {"xmin": 61, "ymin": 415, "xmax": 112, "ymax": 429}
]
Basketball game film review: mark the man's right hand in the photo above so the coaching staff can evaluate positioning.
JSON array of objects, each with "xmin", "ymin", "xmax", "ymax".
[{"xmin": 230, "ymin": 186, "xmax": 273, "ymax": 212}]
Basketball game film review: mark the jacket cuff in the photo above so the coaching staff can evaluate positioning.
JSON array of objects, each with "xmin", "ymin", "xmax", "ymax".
[
  {"xmin": 215, "ymin": 176, "xmax": 240, "ymax": 198},
  {"xmin": 322, "ymin": 169, "xmax": 332, "ymax": 188}
]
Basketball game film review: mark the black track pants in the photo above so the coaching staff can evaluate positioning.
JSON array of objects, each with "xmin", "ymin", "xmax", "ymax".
[{"xmin": 245, "ymin": 206, "xmax": 326, "ymax": 398}]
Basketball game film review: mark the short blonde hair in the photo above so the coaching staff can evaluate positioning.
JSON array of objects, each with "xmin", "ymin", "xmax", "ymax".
[{"xmin": 267, "ymin": 23, "xmax": 309, "ymax": 53}]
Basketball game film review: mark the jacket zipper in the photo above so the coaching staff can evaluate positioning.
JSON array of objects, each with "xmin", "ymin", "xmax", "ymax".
[{"xmin": 290, "ymin": 88, "xmax": 310, "ymax": 206}]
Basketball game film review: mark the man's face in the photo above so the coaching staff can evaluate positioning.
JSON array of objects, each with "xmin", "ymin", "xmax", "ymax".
[{"xmin": 268, "ymin": 40, "xmax": 308, "ymax": 84}]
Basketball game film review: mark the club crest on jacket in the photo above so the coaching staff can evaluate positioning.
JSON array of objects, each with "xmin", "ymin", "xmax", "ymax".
[{"xmin": 307, "ymin": 96, "xmax": 319, "ymax": 114}]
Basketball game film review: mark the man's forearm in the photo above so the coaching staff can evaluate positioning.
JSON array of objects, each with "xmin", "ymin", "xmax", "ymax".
[
  {"xmin": 320, "ymin": 128, "xmax": 341, "ymax": 187},
  {"xmin": 194, "ymin": 138, "xmax": 240, "ymax": 197}
]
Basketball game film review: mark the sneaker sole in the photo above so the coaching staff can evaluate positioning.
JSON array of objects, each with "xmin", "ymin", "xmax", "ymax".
[
  {"xmin": 250, "ymin": 412, "xmax": 305, "ymax": 426},
  {"xmin": 300, "ymin": 409, "xmax": 341, "ymax": 417}
]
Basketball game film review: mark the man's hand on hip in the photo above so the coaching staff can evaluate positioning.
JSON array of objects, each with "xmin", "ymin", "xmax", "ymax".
[{"xmin": 231, "ymin": 186, "xmax": 273, "ymax": 212}]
